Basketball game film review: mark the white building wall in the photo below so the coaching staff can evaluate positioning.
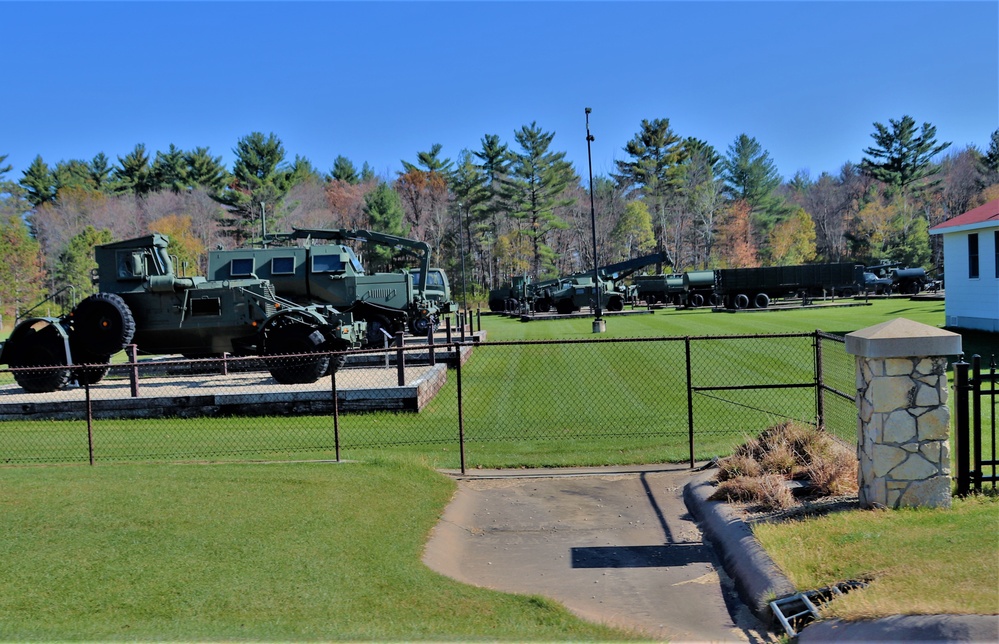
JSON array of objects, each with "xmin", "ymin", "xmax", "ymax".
[{"xmin": 941, "ymin": 225, "xmax": 999, "ymax": 332}]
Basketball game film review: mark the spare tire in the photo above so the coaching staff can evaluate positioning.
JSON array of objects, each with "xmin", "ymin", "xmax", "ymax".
[{"xmin": 72, "ymin": 293, "xmax": 135, "ymax": 355}]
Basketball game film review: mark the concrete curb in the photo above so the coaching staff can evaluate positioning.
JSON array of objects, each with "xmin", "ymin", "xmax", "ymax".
[
  {"xmin": 682, "ymin": 469, "xmax": 795, "ymax": 623},
  {"xmin": 797, "ymin": 615, "xmax": 999, "ymax": 642}
]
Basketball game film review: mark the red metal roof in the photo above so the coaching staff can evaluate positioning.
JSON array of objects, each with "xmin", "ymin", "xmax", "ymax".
[{"xmin": 929, "ymin": 198, "xmax": 999, "ymax": 232}]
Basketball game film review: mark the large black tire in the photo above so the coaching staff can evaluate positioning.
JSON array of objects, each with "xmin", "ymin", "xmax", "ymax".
[
  {"xmin": 555, "ymin": 299, "xmax": 576, "ymax": 315},
  {"xmin": 488, "ymin": 298, "xmax": 505, "ymax": 312},
  {"xmin": 534, "ymin": 298, "xmax": 552, "ymax": 313},
  {"xmin": 72, "ymin": 293, "xmax": 135, "ymax": 355},
  {"xmin": 734, "ymin": 293, "xmax": 750, "ymax": 310},
  {"xmin": 754, "ymin": 293, "xmax": 771, "ymax": 309},
  {"xmin": 410, "ymin": 313, "xmax": 437, "ymax": 336},
  {"xmin": 265, "ymin": 322, "xmax": 330, "ymax": 385},
  {"xmin": 364, "ymin": 314, "xmax": 395, "ymax": 348},
  {"xmin": 71, "ymin": 342, "xmax": 112, "ymax": 385},
  {"xmin": 689, "ymin": 293, "xmax": 705, "ymax": 308},
  {"xmin": 606, "ymin": 296, "xmax": 624, "ymax": 312},
  {"xmin": 8, "ymin": 322, "xmax": 71, "ymax": 393}
]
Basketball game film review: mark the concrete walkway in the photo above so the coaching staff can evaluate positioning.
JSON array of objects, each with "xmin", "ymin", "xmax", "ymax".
[{"xmin": 423, "ymin": 464, "xmax": 775, "ymax": 642}]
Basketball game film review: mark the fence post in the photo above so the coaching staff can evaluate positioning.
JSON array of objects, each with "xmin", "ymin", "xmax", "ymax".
[
  {"xmin": 86, "ymin": 381, "xmax": 94, "ymax": 466},
  {"xmin": 445, "ymin": 318, "xmax": 453, "ymax": 346},
  {"xmin": 846, "ymin": 319, "xmax": 962, "ymax": 508},
  {"xmin": 396, "ymin": 331, "xmax": 405, "ymax": 386},
  {"xmin": 954, "ymin": 356, "xmax": 970, "ymax": 496},
  {"xmin": 685, "ymin": 336, "xmax": 695, "ymax": 468},
  {"xmin": 332, "ymin": 367, "xmax": 340, "ymax": 463},
  {"xmin": 972, "ymin": 354, "xmax": 983, "ymax": 493},
  {"xmin": 457, "ymin": 338, "xmax": 465, "ymax": 474},
  {"xmin": 428, "ymin": 323, "xmax": 436, "ymax": 366},
  {"xmin": 460, "ymin": 312, "xmax": 467, "ymax": 343},
  {"xmin": 815, "ymin": 330, "xmax": 825, "ymax": 429},
  {"xmin": 128, "ymin": 344, "xmax": 139, "ymax": 398}
]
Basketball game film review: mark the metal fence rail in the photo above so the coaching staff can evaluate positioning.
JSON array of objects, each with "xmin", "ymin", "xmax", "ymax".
[{"xmin": 0, "ymin": 332, "xmax": 853, "ymax": 469}]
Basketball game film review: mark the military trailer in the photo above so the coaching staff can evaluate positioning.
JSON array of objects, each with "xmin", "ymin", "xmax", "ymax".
[
  {"xmin": 714, "ymin": 263, "xmax": 865, "ymax": 309},
  {"xmin": 0, "ymin": 234, "xmax": 366, "ymax": 393},
  {"xmin": 682, "ymin": 270, "xmax": 719, "ymax": 308},
  {"xmin": 208, "ymin": 228, "xmax": 455, "ymax": 344},
  {"xmin": 634, "ymin": 274, "xmax": 685, "ymax": 306}
]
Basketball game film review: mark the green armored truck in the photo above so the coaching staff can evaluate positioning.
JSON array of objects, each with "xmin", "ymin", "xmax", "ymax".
[
  {"xmin": 208, "ymin": 228, "xmax": 456, "ymax": 344},
  {"xmin": 0, "ymin": 233, "xmax": 366, "ymax": 393}
]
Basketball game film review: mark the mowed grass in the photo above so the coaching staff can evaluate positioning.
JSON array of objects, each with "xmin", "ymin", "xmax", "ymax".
[
  {"xmin": 753, "ymin": 494, "xmax": 999, "ymax": 618},
  {"xmin": 0, "ymin": 459, "xmax": 639, "ymax": 641}
]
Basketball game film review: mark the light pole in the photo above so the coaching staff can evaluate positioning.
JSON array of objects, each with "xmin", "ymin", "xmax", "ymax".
[{"xmin": 585, "ymin": 107, "xmax": 605, "ymax": 333}]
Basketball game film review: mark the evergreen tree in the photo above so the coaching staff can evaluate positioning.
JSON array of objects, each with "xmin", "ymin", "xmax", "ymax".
[
  {"xmin": 215, "ymin": 132, "xmax": 292, "ymax": 242},
  {"xmin": 89, "ymin": 153, "xmax": 114, "ymax": 193},
  {"xmin": 54, "ymin": 159, "xmax": 96, "ymax": 193},
  {"xmin": 288, "ymin": 155, "xmax": 321, "ymax": 185},
  {"xmin": 362, "ymin": 181, "xmax": 407, "ymax": 269},
  {"xmin": 184, "ymin": 147, "xmax": 230, "ymax": 193},
  {"xmin": 331, "ymin": 155, "xmax": 360, "ymax": 184},
  {"xmin": 20, "ymin": 156, "xmax": 56, "ymax": 206},
  {"xmin": 721, "ymin": 134, "xmax": 786, "ymax": 240},
  {"xmin": 450, "ymin": 150, "xmax": 490, "ymax": 292},
  {"xmin": 113, "ymin": 143, "xmax": 154, "ymax": 196},
  {"xmin": 860, "ymin": 115, "xmax": 951, "ymax": 196},
  {"xmin": 473, "ymin": 133, "xmax": 512, "ymax": 286},
  {"xmin": 613, "ymin": 119, "xmax": 685, "ymax": 261},
  {"xmin": 980, "ymin": 128, "xmax": 999, "ymax": 186},
  {"xmin": 54, "ymin": 225, "xmax": 113, "ymax": 298},
  {"xmin": 503, "ymin": 122, "xmax": 576, "ymax": 278},
  {"xmin": 151, "ymin": 144, "xmax": 189, "ymax": 193}
]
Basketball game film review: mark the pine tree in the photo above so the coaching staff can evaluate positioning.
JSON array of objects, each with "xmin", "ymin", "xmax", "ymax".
[
  {"xmin": 721, "ymin": 134, "xmax": 787, "ymax": 243},
  {"xmin": 331, "ymin": 156, "xmax": 360, "ymax": 184},
  {"xmin": 214, "ymin": 132, "xmax": 292, "ymax": 243},
  {"xmin": 54, "ymin": 225, "xmax": 113, "ymax": 298},
  {"xmin": 185, "ymin": 147, "xmax": 230, "ymax": 193},
  {"xmin": 151, "ymin": 144, "xmax": 189, "ymax": 193},
  {"xmin": 113, "ymin": 143, "xmax": 154, "ymax": 196},
  {"xmin": 20, "ymin": 156, "xmax": 56, "ymax": 206},
  {"xmin": 860, "ymin": 115, "xmax": 951, "ymax": 196},
  {"xmin": 503, "ymin": 122, "xmax": 576, "ymax": 278},
  {"xmin": 363, "ymin": 181, "xmax": 407, "ymax": 269}
]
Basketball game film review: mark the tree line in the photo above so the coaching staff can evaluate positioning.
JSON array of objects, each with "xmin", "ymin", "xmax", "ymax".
[{"xmin": 1, "ymin": 117, "xmax": 998, "ymax": 322}]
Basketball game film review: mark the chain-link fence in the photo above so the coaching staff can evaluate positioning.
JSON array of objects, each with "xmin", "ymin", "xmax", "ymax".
[{"xmin": 0, "ymin": 332, "xmax": 854, "ymax": 468}]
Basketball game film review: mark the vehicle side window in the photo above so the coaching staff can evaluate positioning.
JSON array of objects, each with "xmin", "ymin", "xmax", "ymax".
[
  {"xmin": 117, "ymin": 251, "xmax": 145, "ymax": 280},
  {"xmin": 271, "ymin": 256, "xmax": 295, "ymax": 275},
  {"xmin": 313, "ymin": 254, "xmax": 345, "ymax": 273},
  {"xmin": 230, "ymin": 258, "xmax": 254, "ymax": 277}
]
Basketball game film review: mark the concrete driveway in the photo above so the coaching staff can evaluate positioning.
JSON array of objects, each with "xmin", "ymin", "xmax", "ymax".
[{"xmin": 423, "ymin": 464, "xmax": 775, "ymax": 642}]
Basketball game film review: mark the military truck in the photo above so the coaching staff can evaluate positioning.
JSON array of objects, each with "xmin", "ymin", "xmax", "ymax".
[
  {"xmin": 714, "ymin": 262, "xmax": 865, "ymax": 309},
  {"xmin": 547, "ymin": 253, "xmax": 669, "ymax": 315},
  {"xmin": 0, "ymin": 234, "xmax": 366, "ymax": 393},
  {"xmin": 208, "ymin": 228, "xmax": 455, "ymax": 344}
]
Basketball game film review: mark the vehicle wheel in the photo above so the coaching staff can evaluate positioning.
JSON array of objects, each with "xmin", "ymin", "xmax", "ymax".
[
  {"xmin": 606, "ymin": 296, "xmax": 624, "ymax": 312},
  {"xmin": 534, "ymin": 298, "xmax": 552, "ymax": 313},
  {"xmin": 71, "ymin": 342, "xmax": 112, "ymax": 385},
  {"xmin": 365, "ymin": 314, "xmax": 394, "ymax": 347},
  {"xmin": 8, "ymin": 321, "xmax": 71, "ymax": 393},
  {"xmin": 71, "ymin": 293, "xmax": 135, "ymax": 355},
  {"xmin": 555, "ymin": 299, "xmax": 576, "ymax": 315},
  {"xmin": 690, "ymin": 293, "xmax": 705, "ymax": 308},
  {"xmin": 265, "ymin": 321, "xmax": 330, "ymax": 385},
  {"xmin": 324, "ymin": 341, "xmax": 350, "ymax": 376},
  {"xmin": 839, "ymin": 288, "xmax": 855, "ymax": 298},
  {"xmin": 754, "ymin": 293, "xmax": 770, "ymax": 309},
  {"xmin": 410, "ymin": 314, "xmax": 436, "ymax": 336},
  {"xmin": 734, "ymin": 293, "xmax": 750, "ymax": 309},
  {"xmin": 709, "ymin": 293, "xmax": 723, "ymax": 307},
  {"xmin": 488, "ymin": 298, "xmax": 505, "ymax": 312}
]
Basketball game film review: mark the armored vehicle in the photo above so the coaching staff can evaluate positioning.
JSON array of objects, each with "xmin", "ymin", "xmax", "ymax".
[
  {"xmin": 547, "ymin": 253, "xmax": 669, "ymax": 314},
  {"xmin": 208, "ymin": 228, "xmax": 455, "ymax": 344},
  {"xmin": 0, "ymin": 234, "xmax": 366, "ymax": 393}
]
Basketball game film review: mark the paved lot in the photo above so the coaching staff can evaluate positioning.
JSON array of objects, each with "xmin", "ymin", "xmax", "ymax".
[{"xmin": 423, "ymin": 464, "xmax": 776, "ymax": 642}]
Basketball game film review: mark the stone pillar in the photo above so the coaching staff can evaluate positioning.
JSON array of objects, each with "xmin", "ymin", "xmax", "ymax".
[{"xmin": 845, "ymin": 319, "xmax": 962, "ymax": 509}]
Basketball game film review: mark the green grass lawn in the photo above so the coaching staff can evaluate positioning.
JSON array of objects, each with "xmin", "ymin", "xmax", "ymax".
[
  {"xmin": 0, "ymin": 459, "xmax": 639, "ymax": 641},
  {"xmin": 2, "ymin": 297, "xmax": 996, "ymax": 637}
]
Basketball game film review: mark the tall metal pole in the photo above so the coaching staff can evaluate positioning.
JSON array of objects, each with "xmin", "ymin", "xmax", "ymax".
[
  {"xmin": 459, "ymin": 201, "xmax": 469, "ymax": 315},
  {"xmin": 585, "ymin": 107, "xmax": 605, "ymax": 332}
]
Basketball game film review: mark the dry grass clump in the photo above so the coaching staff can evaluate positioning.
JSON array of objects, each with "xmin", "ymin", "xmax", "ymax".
[{"xmin": 709, "ymin": 421, "xmax": 858, "ymax": 512}]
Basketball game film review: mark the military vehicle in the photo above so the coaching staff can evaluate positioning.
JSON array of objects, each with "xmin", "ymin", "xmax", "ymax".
[
  {"xmin": 487, "ymin": 275, "xmax": 567, "ymax": 313},
  {"xmin": 0, "ymin": 234, "xmax": 366, "ymax": 393},
  {"xmin": 547, "ymin": 253, "xmax": 669, "ymax": 314},
  {"xmin": 714, "ymin": 262, "xmax": 865, "ymax": 309},
  {"xmin": 208, "ymin": 228, "xmax": 455, "ymax": 344}
]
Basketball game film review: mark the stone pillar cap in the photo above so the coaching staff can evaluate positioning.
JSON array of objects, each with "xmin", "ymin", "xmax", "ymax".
[{"xmin": 845, "ymin": 318, "xmax": 962, "ymax": 358}]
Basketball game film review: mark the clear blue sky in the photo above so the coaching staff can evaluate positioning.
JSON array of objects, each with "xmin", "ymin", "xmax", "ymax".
[{"xmin": 2, "ymin": 1, "xmax": 996, "ymax": 184}]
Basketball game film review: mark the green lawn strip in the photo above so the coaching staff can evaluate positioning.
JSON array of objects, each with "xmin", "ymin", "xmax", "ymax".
[
  {"xmin": 0, "ymin": 460, "xmax": 639, "ymax": 641},
  {"xmin": 752, "ymin": 494, "xmax": 999, "ymax": 618}
]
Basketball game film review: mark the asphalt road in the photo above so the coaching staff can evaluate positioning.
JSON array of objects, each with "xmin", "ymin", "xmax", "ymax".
[{"xmin": 423, "ymin": 464, "xmax": 776, "ymax": 642}]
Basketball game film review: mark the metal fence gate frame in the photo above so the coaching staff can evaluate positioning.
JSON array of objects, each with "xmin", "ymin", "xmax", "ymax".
[{"xmin": 954, "ymin": 354, "xmax": 998, "ymax": 495}]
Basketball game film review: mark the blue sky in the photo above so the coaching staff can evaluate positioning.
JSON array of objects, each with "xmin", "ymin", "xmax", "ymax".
[{"xmin": 1, "ymin": 1, "xmax": 996, "ymax": 185}]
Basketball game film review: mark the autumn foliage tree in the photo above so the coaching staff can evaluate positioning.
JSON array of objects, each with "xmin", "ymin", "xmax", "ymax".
[
  {"xmin": 712, "ymin": 200, "xmax": 759, "ymax": 268},
  {"xmin": 768, "ymin": 207, "xmax": 817, "ymax": 265}
]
